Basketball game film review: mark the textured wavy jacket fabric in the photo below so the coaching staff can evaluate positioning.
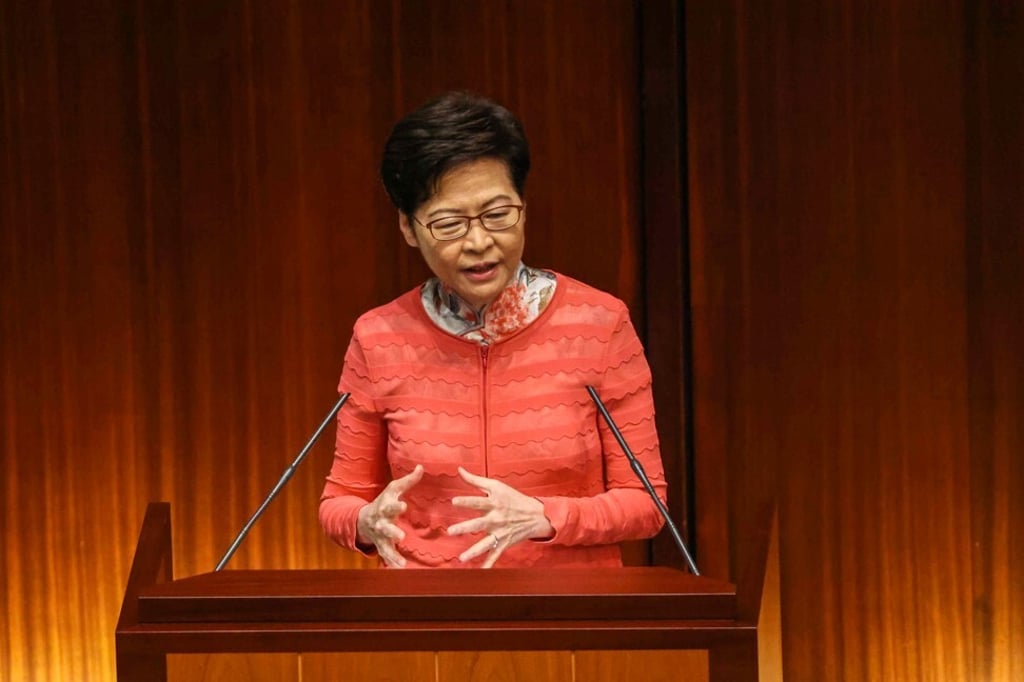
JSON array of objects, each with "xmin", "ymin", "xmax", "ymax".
[{"xmin": 319, "ymin": 273, "xmax": 667, "ymax": 568}]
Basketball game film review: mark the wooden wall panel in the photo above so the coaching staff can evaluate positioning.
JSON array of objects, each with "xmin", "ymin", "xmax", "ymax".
[
  {"xmin": 0, "ymin": 1, "xmax": 657, "ymax": 681},
  {"xmin": 687, "ymin": 0, "xmax": 1022, "ymax": 680},
  {"xmin": 167, "ymin": 654, "xmax": 298, "ymax": 682},
  {"xmin": 301, "ymin": 652, "xmax": 435, "ymax": 682},
  {"xmin": 575, "ymin": 651, "xmax": 708, "ymax": 682},
  {"xmin": 388, "ymin": 0, "xmax": 644, "ymax": 313},
  {"xmin": 437, "ymin": 651, "xmax": 572, "ymax": 682},
  {"xmin": 640, "ymin": 0, "xmax": 693, "ymax": 568},
  {"xmin": 965, "ymin": 2, "xmax": 1024, "ymax": 680}
]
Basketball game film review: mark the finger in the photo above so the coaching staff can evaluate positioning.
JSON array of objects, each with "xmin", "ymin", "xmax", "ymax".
[
  {"xmin": 458, "ymin": 535, "xmax": 497, "ymax": 563},
  {"xmin": 378, "ymin": 544, "xmax": 407, "ymax": 569},
  {"xmin": 447, "ymin": 518, "xmax": 488, "ymax": 536},
  {"xmin": 450, "ymin": 495, "xmax": 492, "ymax": 511},
  {"xmin": 372, "ymin": 519, "xmax": 406, "ymax": 542},
  {"xmin": 389, "ymin": 464, "xmax": 425, "ymax": 496},
  {"xmin": 456, "ymin": 466, "xmax": 492, "ymax": 492},
  {"xmin": 378, "ymin": 499, "xmax": 408, "ymax": 518},
  {"xmin": 481, "ymin": 545, "xmax": 506, "ymax": 569}
]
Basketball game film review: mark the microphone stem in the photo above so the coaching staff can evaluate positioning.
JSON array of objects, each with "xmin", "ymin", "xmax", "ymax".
[
  {"xmin": 586, "ymin": 385, "xmax": 700, "ymax": 575},
  {"xmin": 215, "ymin": 392, "xmax": 350, "ymax": 571}
]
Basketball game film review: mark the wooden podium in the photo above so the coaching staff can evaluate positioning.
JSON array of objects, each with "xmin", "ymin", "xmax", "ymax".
[{"xmin": 116, "ymin": 503, "xmax": 780, "ymax": 681}]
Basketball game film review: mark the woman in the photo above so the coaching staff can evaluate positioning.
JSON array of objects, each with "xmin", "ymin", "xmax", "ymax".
[{"xmin": 319, "ymin": 92, "xmax": 667, "ymax": 568}]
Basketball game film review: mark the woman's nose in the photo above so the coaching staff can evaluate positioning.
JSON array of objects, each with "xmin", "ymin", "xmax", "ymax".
[{"xmin": 461, "ymin": 218, "xmax": 493, "ymax": 251}]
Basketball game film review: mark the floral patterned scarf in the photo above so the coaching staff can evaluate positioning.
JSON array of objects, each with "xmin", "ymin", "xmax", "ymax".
[{"xmin": 420, "ymin": 263, "xmax": 557, "ymax": 344}]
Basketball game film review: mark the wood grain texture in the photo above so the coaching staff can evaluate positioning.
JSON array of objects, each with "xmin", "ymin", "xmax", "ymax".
[
  {"xmin": 301, "ymin": 652, "xmax": 435, "ymax": 682},
  {"xmin": 167, "ymin": 654, "xmax": 298, "ymax": 682},
  {"xmin": 639, "ymin": 0, "xmax": 693, "ymax": 569},
  {"xmin": 575, "ymin": 650, "xmax": 708, "ymax": 682},
  {"xmin": 0, "ymin": 2, "xmax": 655, "ymax": 681},
  {"xmin": 686, "ymin": 0, "xmax": 1021, "ymax": 680},
  {"xmin": 437, "ymin": 651, "xmax": 572, "ymax": 682},
  {"xmin": 965, "ymin": 2, "xmax": 1024, "ymax": 680}
]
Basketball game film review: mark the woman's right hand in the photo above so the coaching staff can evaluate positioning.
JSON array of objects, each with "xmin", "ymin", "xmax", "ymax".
[{"xmin": 355, "ymin": 464, "xmax": 424, "ymax": 567}]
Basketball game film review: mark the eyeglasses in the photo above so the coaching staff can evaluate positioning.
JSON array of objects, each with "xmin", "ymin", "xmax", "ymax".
[{"xmin": 413, "ymin": 204, "xmax": 525, "ymax": 241}]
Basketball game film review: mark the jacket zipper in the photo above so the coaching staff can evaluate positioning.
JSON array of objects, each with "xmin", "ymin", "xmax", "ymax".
[{"xmin": 480, "ymin": 345, "xmax": 489, "ymax": 477}]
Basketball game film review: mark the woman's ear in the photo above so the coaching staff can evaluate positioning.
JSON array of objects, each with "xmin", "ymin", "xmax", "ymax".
[{"xmin": 398, "ymin": 212, "xmax": 420, "ymax": 248}]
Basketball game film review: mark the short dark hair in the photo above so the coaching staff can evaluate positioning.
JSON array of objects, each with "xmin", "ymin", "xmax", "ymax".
[{"xmin": 380, "ymin": 92, "xmax": 531, "ymax": 217}]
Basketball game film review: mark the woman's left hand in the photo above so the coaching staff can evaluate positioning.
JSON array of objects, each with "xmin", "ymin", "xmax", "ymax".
[{"xmin": 447, "ymin": 467, "xmax": 554, "ymax": 568}]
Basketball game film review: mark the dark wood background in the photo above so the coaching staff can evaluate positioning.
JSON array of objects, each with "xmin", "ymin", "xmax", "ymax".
[
  {"xmin": 1, "ymin": 1, "xmax": 1020, "ymax": 680},
  {"xmin": 686, "ymin": 1, "xmax": 1023, "ymax": 680}
]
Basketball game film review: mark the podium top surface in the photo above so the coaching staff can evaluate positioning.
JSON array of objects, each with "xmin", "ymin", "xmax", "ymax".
[{"xmin": 138, "ymin": 567, "xmax": 737, "ymax": 624}]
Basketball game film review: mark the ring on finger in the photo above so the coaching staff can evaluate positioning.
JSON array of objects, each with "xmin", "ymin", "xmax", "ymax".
[{"xmin": 490, "ymin": 533, "xmax": 499, "ymax": 551}]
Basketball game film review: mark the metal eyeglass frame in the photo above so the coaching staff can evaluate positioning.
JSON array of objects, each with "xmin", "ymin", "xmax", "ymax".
[{"xmin": 413, "ymin": 204, "xmax": 525, "ymax": 241}]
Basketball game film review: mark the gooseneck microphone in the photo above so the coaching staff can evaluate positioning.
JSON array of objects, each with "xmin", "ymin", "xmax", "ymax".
[
  {"xmin": 214, "ymin": 392, "xmax": 350, "ymax": 571},
  {"xmin": 586, "ymin": 385, "xmax": 700, "ymax": 575}
]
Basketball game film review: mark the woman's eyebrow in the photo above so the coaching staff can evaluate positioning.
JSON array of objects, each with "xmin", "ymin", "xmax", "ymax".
[{"xmin": 425, "ymin": 194, "xmax": 515, "ymax": 219}]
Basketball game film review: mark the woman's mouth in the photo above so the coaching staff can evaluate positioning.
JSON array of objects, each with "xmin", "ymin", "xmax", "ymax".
[{"xmin": 462, "ymin": 262, "xmax": 499, "ymax": 281}]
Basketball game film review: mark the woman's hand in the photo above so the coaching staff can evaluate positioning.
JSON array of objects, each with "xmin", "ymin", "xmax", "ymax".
[
  {"xmin": 356, "ymin": 464, "xmax": 424, "ymax": 568},
  {"xmin": 447, "ymin": 467, "xmax": 554, "ymax": 568}
]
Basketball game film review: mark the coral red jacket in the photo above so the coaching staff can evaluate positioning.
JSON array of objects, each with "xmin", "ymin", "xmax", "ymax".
[{"xmin": 319, "ymin": 273, "xmax": 666, "ymax": 568}]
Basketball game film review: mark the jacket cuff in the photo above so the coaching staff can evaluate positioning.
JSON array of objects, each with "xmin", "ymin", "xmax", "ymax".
[{"xmin": 536, "ymin": 496, "xmax": 572, "ymax": 545}]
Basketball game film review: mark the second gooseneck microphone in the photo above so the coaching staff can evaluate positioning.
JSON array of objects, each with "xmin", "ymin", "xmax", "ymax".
[
  {"xmin": 586, "ymin": 385, "xmax": 700, "ymax": 575},
  {"xmin": 214, "ymin": 392, "xmax": 350, "ymax": 571}
]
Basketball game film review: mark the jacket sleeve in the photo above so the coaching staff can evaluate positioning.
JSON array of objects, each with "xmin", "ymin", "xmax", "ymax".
[
  {"xmin": 318, "ymin": 332, "xmax": 388, "ymax": 552},
  {"xmin": 536, "ymin": 306, "xmax": 668, "ymax": 546}
]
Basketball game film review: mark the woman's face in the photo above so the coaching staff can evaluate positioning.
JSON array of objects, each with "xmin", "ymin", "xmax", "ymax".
[{"xmin": 399, "ymin": 157, "xmax": 526, "ymax": 309}]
